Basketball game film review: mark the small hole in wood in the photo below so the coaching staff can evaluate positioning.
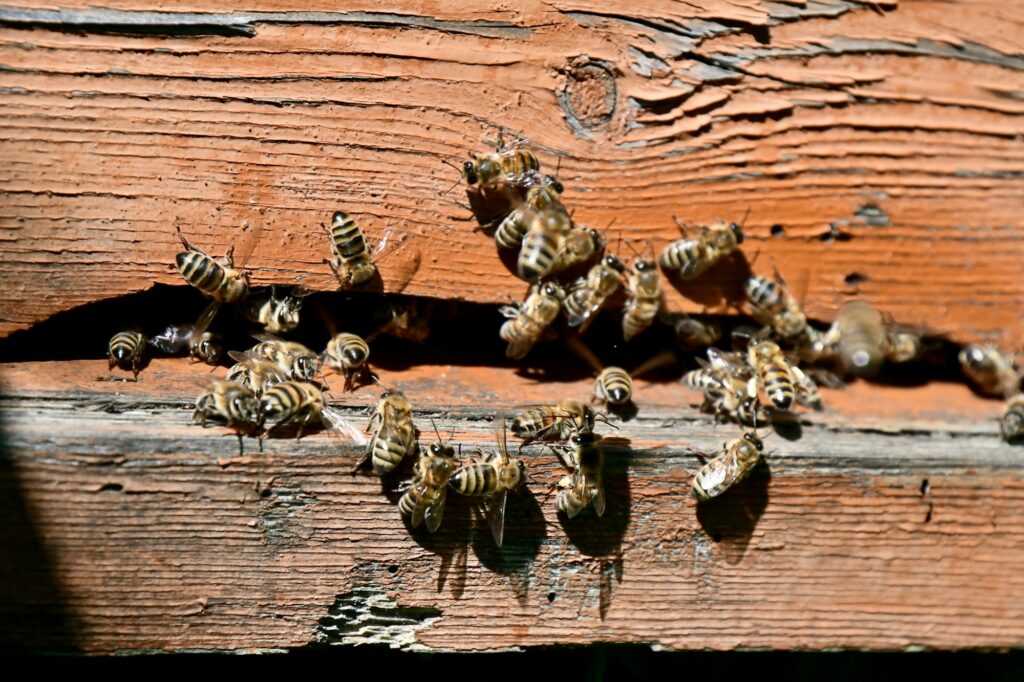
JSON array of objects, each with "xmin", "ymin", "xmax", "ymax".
[
  {"xmin": 770, "ymin": 224, "xmax": 785, "ymax": 237},
  {"xmin": 711, "ymin": 533, "xmax": 722, "ymax": 543},
  {"xmin": 820, "ymin": 224, "xmax": 853, "ymax": 243},
  {"xmin": 925, "ymin": 503, "xmax": 933, "ymax": 524},
  {"xmin": 98, "ymin": 482, "xmax": 123, "ymax": 493},
  {"xmin": 920, "ymin": 479, "xmax": 929, "ymax": 496},
  {"xmin": 387, "ymin": 565, "xmax": 399, "ymax": 574},
  {"xmin": 844, "ymin": 272, "xmax": 868, "ymax": 287},
  {"xmin": 547, "ymin": 592, "xmax": 556, "ymax": 603}
]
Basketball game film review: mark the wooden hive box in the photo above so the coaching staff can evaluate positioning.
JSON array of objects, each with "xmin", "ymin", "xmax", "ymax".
[{"xmin": 1, "ymin": 0, "xmax": 1023, "ymax": 654}]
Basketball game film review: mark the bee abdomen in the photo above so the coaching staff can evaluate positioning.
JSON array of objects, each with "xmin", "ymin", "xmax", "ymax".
[
  {"xmin": 761, "ymin": 366, "xmax": 794, "ymax": 409},
  {"xmin": 330, "ymin": 212, "xmax": 369, "ymax": 261},
  {"xmin": 518, "ymin": 230, "xmax": 559, "ymax": 281},
  {"xmin": 398, "ymin": 488, "xmax": 420, "ymax": 517},
  {"xmin": 746, "ymin": 276, "xmax": 783, "ymax": 312},
  {"xmin": 495, "ymin": 210, "xmax": 529, "ymax": 249},
  {"xmin": 450, "ymin": 463, "xmax": 497, "ymax": 497},
  {"xmin": 659, "ymin": 240, "xmax": 706, "ymax": 279},
  {"xmin": 371, "ymin": 427, "xmax": 411, "ymax": 475},
  {"xmin": 177, "ymin": 252, "xmax": 226, "ymax": 296},
  {"xmin": 597, "ymin": 367, "xmax": 632, "ymax": 405},
  {"xmin": 261, "ymin": 381, "xmax": 304, "ymax": 421}
]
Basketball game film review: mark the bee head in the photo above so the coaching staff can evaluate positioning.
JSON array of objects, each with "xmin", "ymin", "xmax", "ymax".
[
  {"xmin": 429, "ymin": 442, "xmax": 454, "ymax": 458},
  {"xmin": 545, "ymin": 175, "xmax": 564, "ymax": 194},
  {"xmin": 730, "ymin": 222, "xmax": 745, "ymax": 244},
  {"xmin": 295, "ymin": 355, "xmax": 318, "ymax": 381},
  {"xmin": 743, "ymin": 432, "xmax": 764, "ymax": 451},
  {"xmin": 542, "ymin": 282, "xmax": 564, "ymax": 299},
  {"xmin": 463, "ymin": 161, "xmax": 478, "ymax": 185},
  {"xmin": 604, "ymin": 255, "xmax": 625, "ymax": 272}
]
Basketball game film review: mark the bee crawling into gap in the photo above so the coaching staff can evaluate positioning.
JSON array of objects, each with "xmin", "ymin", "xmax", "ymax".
[
  {"xmin": 621, "ymin": 239, "xmax": 663, "ymax": 342},
  {"xmin": 960, "ymin": 345, "xmax": 1021, "ymax": 399},
  {"xmin": 448, "ymin": 412, "xmax": 526, "ymax": 547},
  {"xmin": 323, "ymin": 332, "xmax": 373, "ymax": 392},
  {"xmin": 500, "ymin": 281, "xmax": 564, "ymax": 360},
  {"xmin": 106, "ymin": 330, "xmax": 147, "ymax": 381},
  {"xmin": 239, "ymin": 285, "xmax": 309, "ymax": 336},
  {"xmin": 1002, "ymin": 395, "xmax": 1024, "ymax": 443},
  {"xmin": 398, "ymin": 420, "xmax": 458, "ymax": 533}
]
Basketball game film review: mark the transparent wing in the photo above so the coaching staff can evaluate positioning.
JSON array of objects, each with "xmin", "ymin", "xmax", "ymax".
[
  {"xmin": 252, "ymin": 331, "xmax": 284, "ymax": 344},
  {"xmin": 483, "ymin": 489, "xmax": 508, "ymax": 547},
  {"xmin": 232, "ymin": 221, "xmax": 265, "ymax": 269},
  {"xmin": 494, "ymin": 411, "xmax": 509, "ymax": 464},
  {"xmin": 227, "ymin": 349, "xmax": 252, "ymax": 365},
  {"xmin": 424, "ymin": 489, "xmax": 447, "ymax": 533},
  {"xmin": 409, "ymin": 487, "xmax": 427, "ymax": 529},
  {"xmin": 148, "ymin": 323, "xmax": 191, "ymax": 354},
  {"xmin": 191, "ymin": 299, "xmax": 222, "ymax": 340},
  {"xmin": 321, "ymin": 405, "xmax": 369, "ymax": 446},
  {"xmin": 591, "ymin": 476, "xmax": 606, "ymax": 518},
  {"xmin": 499, "ymin": 304, "xmax": 521, "ymax": 320}
]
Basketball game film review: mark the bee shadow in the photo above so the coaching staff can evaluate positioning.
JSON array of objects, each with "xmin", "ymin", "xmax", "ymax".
[
  {"xmin": 558, "ymin": 438, "xmax": 633, "ymax": 558},
  {"xmin": 767, "ymin": 412, "xmax": 803, "ymax": 441},
  {"xmin": 403, "ymin": 493, "xmax": 475, "ymax": 599},
  {"xmin": 662, "ymin": 250, "xmax": 752, "ymax": 310},
  {"xmin": 470, "ymin": 487, "xmax": 547, "ymax": 605},
  {"xmin": 694, "ymin": 457, "xmax": 771, "ymax": 565},
  {"xmin": 608, "ymin": 400, "xmax": 638, "ymax": 423}
]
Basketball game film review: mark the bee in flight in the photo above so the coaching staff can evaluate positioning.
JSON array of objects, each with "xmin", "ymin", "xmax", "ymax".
[
  {"xmin": 449, "ymin": 412, "xmax": 526, "ymax": 547},
  {"xmin": 691, "ymin": 431, "xmax": 765, "ymax": 501},
  {"xmin": 959, "ymin": 345, "xmax": 1021, "ymax": 398},
  {"xmin": 563, "ymin": 254, "xmax": 626, "ymax": 331},
  {"xmin": 353, "ymin": 389, "xmax": 417, "ymax": 476},
  {"xmin": 500, "ymin": 281, "xmax": 564, "ymax": 360},
  {"xmin": 554, "ymin": 431, "xmax": 606, "ymax": 518},
  {"xmin": 107, "ymin": 331, "xmax": 146, "ymax": 380},
  {"xmin": 621, "ymin": 242, "xmax": 663, "ymax": 341},
  {"xmin": 1002, "ymin": 395, "xmax": 1024, "ymax": 443},
  {"xmin": 659, "ymin": 216, "xmax": 744, "ymax": 280},
  {"xmin": 259, "ymin": 380, "xmax": 365, "ymax": 442},
  {"xmin": 324, "ymin": 332, "xmax": 372, "ymax": 392},
  {"xmin": 511, "ymin": 399, "xmax": 608, "ymax": 446},
  {"xmin": 398, "ymin": 422, "xmax": 457, "ymax": 533}
]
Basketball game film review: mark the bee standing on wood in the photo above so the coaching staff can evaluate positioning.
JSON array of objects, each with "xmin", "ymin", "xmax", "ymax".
[
  {"xmin": 226, "ymin": 357, "xmax": 287, "ymax": 396},
  {"xmin": 960, "ymin": 345, "xmax": 1021, "ymax": 398},
  {"xmin": 511, "ymin": 399, "xmax": 605, "ymax": 446},
  {"xmin": 493, "ymin": 175, "xmax": 565, "ymax": 250},
  {"xmin": 563, "ymin": 254, "xmax": 626, "ymax": 330},
  {"xmin": 449, "ymin": 412, "xmax": 526, "ymax": 547},
  {"xmin": 461, "ymin": 134, "xmax": 541, "ymax": 188},
  {"xmin": 594, "ymin": 367, "xmax": 633, "ymax": 407},
  {"xmin": 555, "ymin": 431, "xmax": 606, "ymax": 518},
  {"xmin": 324, "ymin": 210, "xmax": 380, "ymax": 287},
  {"xmin": 747, "ymin": 338, "xmax": 796, "ymax": 410},
  {"xmin": 193, "ymin": 380, "xmax": 260, "ymax": 432},
  {"xmin": 107, "ymin": 331, "xmax": 146, "ymax": 380},
  {"xmin": 324, "ymin": 332, "xmax": 372, "ymax": 392},
  {"xmin": 398, "ymin": 423, "xmax": 457, "ymax": 532},
  {"xmin": 1002, "ymin": 395, "xmax": 1024, "ymax": 443},
  {"xmin": 621, "ymin": 243, "xmax": 663, "ymax": 341},
  {"xmin": 659, "ymin": 218, "xmax": 744, "ymax": 280},
  {"xmin": 517, "ymin": 209, "xmax": 572, "ymax": 282},
  {"xmin": 691, "ymin": 431, "xmax": 764, "ymax": 501},
  {"xmin": 354, "ymin": 389, "xmax": 417, "ymax": 476},
  {"xmin": 259, "ymin": 380, "xmax": 364, "ymax": 442},
  {"xmin": 500, "ymin": 281, "xmax": 564, "ymax": 360}
]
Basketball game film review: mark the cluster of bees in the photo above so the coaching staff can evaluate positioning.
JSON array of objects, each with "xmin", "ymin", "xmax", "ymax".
[{"xmin": 105, "ymin": 133, "xmax": 1022, "ymax": 547}]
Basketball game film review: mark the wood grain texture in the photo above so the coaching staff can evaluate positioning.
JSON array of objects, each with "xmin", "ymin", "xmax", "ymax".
[
  {"xmin": 0, "ymin": 1, "xmax": 1022, "ymax": 344},
  {"xmin": 2, "ymin": 359, "xmax": 1021, "ymax": 653}
]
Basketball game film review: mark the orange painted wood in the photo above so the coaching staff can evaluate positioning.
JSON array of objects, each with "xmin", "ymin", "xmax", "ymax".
[
  {"xmin": 0, "ymin": 1, "xmax": 1022, "ymax": 345},
  {"xmin": 2, "ymin": 359, "xmax": 1021, "ymax": 653}
]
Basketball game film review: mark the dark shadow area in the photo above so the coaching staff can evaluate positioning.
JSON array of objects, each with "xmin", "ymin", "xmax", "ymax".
[
  {"xmin": 695, "ymin": 457, "xmax": 771, "ymax": 565},
  {"xmin": 558, "ymin": 438, "xmax": 632, "ymax": 558},
  {"xmin": 402, "ymin": 492, "xmax": 475, "ymax": 599},
  {"xmin": 662, "ymin": 249, "xmax": 753, "ymax": 311},
  {"xmin": 0, "ymin": 381, "xmax": 81, "ymax": 653},
  {"xmin": 471, "ymin": 486, "xmax": 547, "ymax": 605}
]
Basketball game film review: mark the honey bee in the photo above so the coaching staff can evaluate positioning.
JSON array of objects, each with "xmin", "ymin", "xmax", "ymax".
[
  {"xmin": 226, "ymin": 357, "xmax": 287, "ymax": 396},
  {"xmin": 691, "ymin": 432, "xmax": 764, "ymax": 501},
  {"xmin": 232, "ymin": 334, "xmax": 320, "ymax": 382},
  {"xmin": 747, "ymin": 338, "xmax": 796, "ymax": 410},
  {"xmin": 659, "ymin": 218, "xmax": 744, "ymax": 280},
  {"xmin": 554, "ymin": 431, "xmax": 606, "ymax": 518},
  {"xmin": 552, "ymin": 227, "xmax": 605, "ymax": 273},
  {"xmin": 885, "ymin": 331, "xmax": 922, "ymax": 364},
  {"xmin": 500, "ymin": 281, "xmax": 564, "ymax": 360},
  {"xmin": 175, "ymin": 225, "xmax": 253, "ymax": 304},
  {"xmin": 682, "ymin": 348, "xmax": 759, "ymax": 422},
  {"xmin": 149, "ymin": 321, "xmax": 224, "ymax": 365},
  {"xmin": 259, "ymin": 380, "xmax": 365, "ymax": 441},
  {"xmin": 563, "ymin": 254, "xmax": 626, "ymax": 329},
  {"xmin": 745, "ymin": 271, "xmax": 808, "ymax": 341},
  {"xmin": 621, "ymin": 248, "xmax": 662, "ymax": 341},
  {"xmin": 493, "ymin": 175, "xmax": 565, "ymax": 250},
  {"xmin": 594, "ymin": 366, "xmax": 633, "ymax": 406},
  {"xmin": 324, "ymin": 332, "xmax": 372, "ymax": 392},
  {"xmin": 511, "ymin": 399, "xmax": 604, "ymax": 445},
  {"xmin": 366, "ymin": 299, "xmax": 437, "ymax": 345},
  {"xmin": 398, "ymin": 424, "xmax": 457, "ymax": 532},
  {"xmin": 790, "ymin": 365, "xmax": 823, "ymax": 410},
  {"xmin": 353, "ymin": 390, "xmax": 417, "ymax": 476},
  {"xmin": 1002, "ymin": 395, "xmax": 1024, "ymax": 443},
  {"xmin": 193, "ymin": 380, "xmax": 260, "ymax": 432},
  {"xmin": 960, "ymin": 345, "xmax": 1021, "ymax": 398},
  {"xmin": 825, "ymin": 301, "xmax": 887, "ymax": 378},
  {"xmin": 239, "ymin": 286, "xmax": 306, "ymax": 335},
  {"xmin": 517, "ymin": 208, "xmax": 572, "ymax": 282},
  {"xmin": 461, "ymin": 134, "xmax": 541, "ymax": 188},
  {"xmin": 449, "ymin": 412, "xmax": 526, "ymax": 547},
  {"xmin": 324, "ymin": 210, "xmax": 379, "ymax": 287},
  {"xmin": 663, "ymin": 312, "xmax": 722, "ymax": 348},
  {"xmin": 107, "ymin": 331, "xmax": 146, "ymax": 380}
]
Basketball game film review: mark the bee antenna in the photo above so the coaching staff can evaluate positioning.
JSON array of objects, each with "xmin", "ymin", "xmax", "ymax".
[
  {"xmin": 431, "ymin": 418, "xmax": 442, "ymax": 443},
  {"xmin": 624, "ymin": 239, "xmax": 642, "ymax": 258},
  {"xmin": 739, "ymin": 206, "xmax": 752, "ymax": 228}
]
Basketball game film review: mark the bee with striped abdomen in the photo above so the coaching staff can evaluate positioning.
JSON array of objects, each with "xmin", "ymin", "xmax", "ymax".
[
  {"xmin": 324, "ymin": 210, "xmax": 379, "ymax": 287},
  {"xmin": 226, "ymin": 357, "xmax": 287, "ymax": 396},
  {"xmin": 107, "ymin": 331, "xmax": 146, "ymax": 380},
  {"xmin": 193, "ymin": 380, "xmax": 260, "ymax": 432},
  {"xmin": 500, "ymin": 281, "xmax": 564, "ymax": 360},
  {"xmin": 493, "ymin": 175, "xmax": 565, "ymax": 250},
  {"xmin": 175, "ymin": 225, "xmax": 254, "ymax": 305},
  {"xmin": 960, "ymin": 345, "xmax": 1021, "ymax": 398},
  {"xmin": 324, "ymin": 332, "xmax": 372, "ymax": 392},
  {"xmin": 563, "ymin": 254, "xmax": 626, "ymax": 330},
  {"xmin": 462, "ymin": 134, "xmax": 541, "ymax": 189},
  {"xmin": 259, "ymin": 380, "xmax": 364, "ymax": 442},
  {"xmin": 622, "ymin": 245, "xmax": 663, "ymax": 341},
  {"xmin": 517, "ymin": 208, "xmax": 572, "ymax": 282},
  {"xmin": 745, "ymin": 269, "xmax": 808, "ymax": 342},
  {"xmin": 691, "ymin": 431, "xmax": 764, "ymax": 501},
  {"xmin": 1002, "ymin": 395, "xmax": 1024, "ymax": 443},
  {"xmin": 747, "ymin": 338, "xmax": 796, "ymax": 410},
  {"xmin": 659, "ymin": 218, "xmax": 744, "ymax": 280},
  {"xmin": 234, "ymin": 334, "xmax": 320, "ymax": 382},
  {"xmin": 593, "ymin": 366, "xmax": 633, "ymax": 407},
  {"xmin": 353, "ymin": 390, "xmax": 417, "ymax": 476},
  {"xmin": 552, "ymin": 227, "xmax": 605, "ymax": 274},
  {"xmin": 790, "ymin": 365, "xmax": 823, "ymax": 410},
  {"xmin": 511, "ymin": 399, "xmax": 604, "ymax": 446},
  {"xmin": 554, "ymin": 431, "xmax": 606, "ymax": 519},
  {"xmin": 449, "ymin": 412, "xmax": 525, "ymax": 547},
  {"xmin": 398, "ymin": 423, "xmax": 457, "ymax": 532}
]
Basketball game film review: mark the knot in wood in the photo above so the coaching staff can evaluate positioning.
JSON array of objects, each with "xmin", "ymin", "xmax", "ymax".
[{"xmin": 560, "ymin": 56, "xmax": 617, "ymax": 136}]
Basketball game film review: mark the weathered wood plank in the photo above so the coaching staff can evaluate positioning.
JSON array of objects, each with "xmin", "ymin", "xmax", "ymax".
[
  {"xmin": 0, "ymin": 0, "xmax": 1022, "ymax": 344},
  {"xmin": 2, "ymin": 359, "xmax": 1021, "ymax": 653}
]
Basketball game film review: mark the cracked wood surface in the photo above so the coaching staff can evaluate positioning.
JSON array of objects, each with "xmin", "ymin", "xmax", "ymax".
[
  {"xmin": 2, "ymin": 359, "xmax": 1022, "ymax": 653},
  {"xmin": 1, "ymin": 1, "xmax": 1022, "ymax": 344}
]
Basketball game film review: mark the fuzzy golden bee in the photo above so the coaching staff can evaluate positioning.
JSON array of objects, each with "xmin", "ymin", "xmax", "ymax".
[
  {"xmin": 563, "ymin": 255, "xmax": 626, "ymax": 329},
  {"xmin": 511, "ymin": 399, "xmax": 604, "ymax": 445},
  {"xmin": 517, "ymin": 208, "xmax": 572, "ymax": 282},
  {"xmin": 745, "ymin": 272, "xmax": 808, "ymax": 341},
  {"xmin": 747, "ymin": 339, "xmax": 796, "ymax": 410},
  {"xmin": 552, "ymin": 227, "xmax": 605, "ymax": 273},
  {"xmin": 239, "ymin": 287, "xmax": 305, "ymax": 335},
  {"xmin": 500, "ymin": 281, "xmax": 564, "ymax": 360},
  {"xmin": 193, "ymin": 380, "xmax": 260, "ymax": 432},
  {"xmin": 233, "ymin": 334, "xmax": 320, "ymax": 383},
  {"xmin": 594, "ymin": 366, "xmax": 632, "ymax": 406},
  {"xmin": 324, "ymin": 332, "xmax": 371, "ymax": 392},
  {"xmin": 325, "ymin": 210, "xmax": 378, "ymax": 287},
  {"xmin": 226, "ymin": 357, "xmax": 287, "ymax": 396},
  {"xmin": 449, "ymin": 412, "xmax": 525, "ymax": 546},
  {"xmin": 354, "ymin": 390, "xmax": 417, "ymax": 476},
  {"xmin": 555, "ymin": 431, "xmax": 606, "ymax": 519},
  {"xmin": 960, "ymin": 345, "xmax": 1020, "ymax": 398},
  {"xmin": 493, "ymin": 175, "xmax": 565, "ymax": 250},
  {"xmin": 462, "ymin": 135, "xmax": 541, "ymax": 188},
  {"xmin": 622, "ymin": 254, "xmax": 662, "ymax": 341},
  {"xmin": 691, "ymin": 432, "xmax": 764, "ymax": 501},
  {"xmin": 398, "ymin": 426, "xmax": 457, "ymax": 532},
  {"xmin": 659, "ymin": 218, "xmax": 744, "ymax": 280},
  {"xmin": 107, "ymin": 331, "xmax": 146, "ymax": 380}
]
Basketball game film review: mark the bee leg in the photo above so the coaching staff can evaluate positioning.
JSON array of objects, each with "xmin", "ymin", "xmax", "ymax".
[
  {"xmin": 175, "ymin": 225, "xmax": 193, "ymax": 251},
  {"xmin": 224, "ymin": 243, "xmax": 236, "ymax": 267},
  {"xmin": 350, "ymin": 451, "xmax": 371, "ymax": 475},
  {"xmin": 236, "ymin": 433, "xmax": 245, "ymax": 457}
]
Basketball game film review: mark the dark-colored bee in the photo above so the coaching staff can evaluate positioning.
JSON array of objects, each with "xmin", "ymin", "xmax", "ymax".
[
  {"xmin": 745, "ymin": 272, "xmax": 808, "ymax": 341},
  {"xmin": 449, "ymin": 412, "xmax": 526, "ymax": 547},
  {"xmin": 108, "ymin": 331, "xmax": 146, "ymax": 380},
  {"xmin": 691, "ymin": 432, "xmax": 764, "ymax": 501},
  {"xmin": 659, "ymin": 219, "xmax": 743, "ymax": 280},
  {"xmin": 259, "ymin": 380, "xmax": 364, "ymax": 441},
  {"xmin": 325, "ymin": 211, "xmax": 377, "ymax": 287},
  {"xmin": 175, "ymin": 226, "xmax": 252, "ymax": 304}
]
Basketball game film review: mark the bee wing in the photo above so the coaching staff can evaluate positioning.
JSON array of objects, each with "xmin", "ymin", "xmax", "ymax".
[
  {"xmin": 499, "ymin": 304, "xmax": 521, "ymax": 319},
  {"xmin": 148, "ymin": 323, "xmax": 191, "ymax": 354},
  {"xmin": 706, "ymin": 348, "xmax": 744, "ymax": 371},
  {"xmin": 252, "ymin": 331, "xmax": 284, "ymax": 344},
  {"xmin": 321, "ymin": 405, "xmax": 369, "ymax": 446},
  {"xmin": 482, "ymin": 489, "xmax": 508, "ymax": 547},
  {"xmin": 191, "ymin": 299, "xmax": 222, "ymax": 340},
  {"xmin": 423, "ymin": 489, "xmax": 447, "ymax": 533},
  {"xmin": 231, "ymin": 221, "xmax": 264, "ymax": 269},
  {"xmin": 494, "ymin": 410, "xmax": 509, "ymax": 464},
  {"xmin": 564, "ymin": 287, "xmax": 601, "ymax": 329},
  {"xmin": 227, "ymin": 349, "xmax": 253, "ymax": 365},
  {"xmin": 591, "ymin": 476, "xmax": 607, "ymax": 518}
]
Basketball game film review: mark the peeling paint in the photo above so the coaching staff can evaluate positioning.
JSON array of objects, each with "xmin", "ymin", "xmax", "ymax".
[{"xmin": 312, "ymin": 585, "xmax": 442, "ymax": 650}]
